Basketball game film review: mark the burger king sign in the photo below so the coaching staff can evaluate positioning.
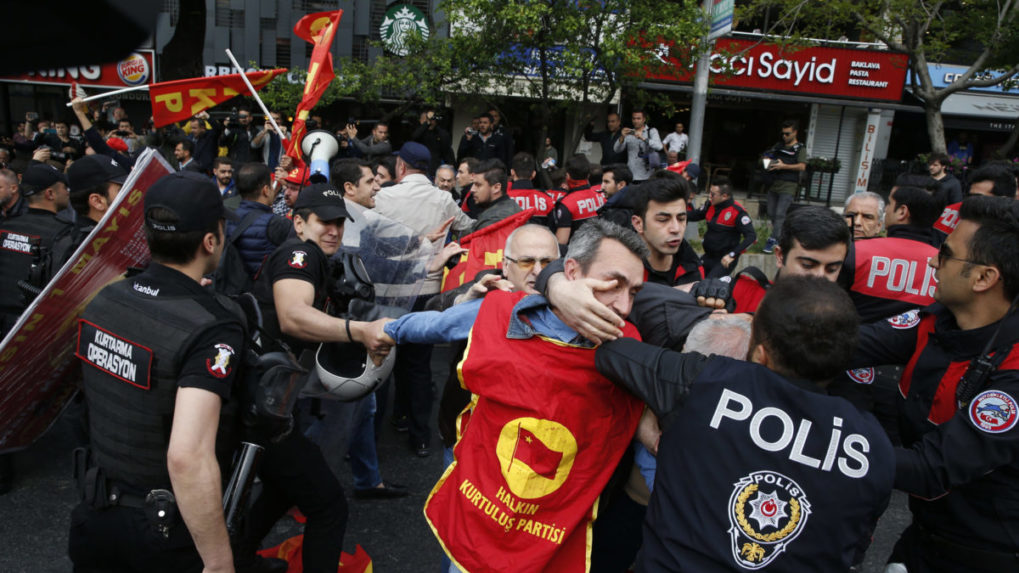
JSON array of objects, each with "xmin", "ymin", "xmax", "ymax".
[{"xmin": 0, "ymin": 49, "xmax": 156, "ymax": 89}]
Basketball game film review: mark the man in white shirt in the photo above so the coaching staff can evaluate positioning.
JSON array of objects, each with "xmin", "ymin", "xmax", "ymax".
[{"xmin": 663, "ymin": 122, "xmax": 689, "ymax": 156}]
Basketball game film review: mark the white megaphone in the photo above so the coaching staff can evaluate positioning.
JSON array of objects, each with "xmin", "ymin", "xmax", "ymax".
[{"xmin": 301, "ymin": 130, "xmax": 339, "ymax": 183}]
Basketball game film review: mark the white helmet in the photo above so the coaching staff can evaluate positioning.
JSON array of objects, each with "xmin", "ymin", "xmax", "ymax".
[{"xmin": 310, "ymin": 341, "xmax": 395, "ymax": 401}]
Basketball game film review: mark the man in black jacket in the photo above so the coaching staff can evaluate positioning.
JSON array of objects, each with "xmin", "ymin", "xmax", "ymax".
[{"xmin": 583, "ymin": 111, "xmax": 627, "ymax": 166}]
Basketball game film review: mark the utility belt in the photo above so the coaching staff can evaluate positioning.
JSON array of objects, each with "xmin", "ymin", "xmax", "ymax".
[
  {"xmin": 915, "ymin": 523, "xmax": 1019, "ymax": 570},
  {"xmin": 72, "ymin": 447, "xmax": 179, "ymax": 538}
]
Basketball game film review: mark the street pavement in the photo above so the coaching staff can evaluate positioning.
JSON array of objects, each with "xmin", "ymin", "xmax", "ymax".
[{"xmin": 0, "ymin": 344, "xmax": 909, "ymax": 572}]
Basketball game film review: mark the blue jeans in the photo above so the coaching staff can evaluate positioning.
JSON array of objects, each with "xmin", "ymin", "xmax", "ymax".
[{"xmin": 305, "ymin": 393, "xmax": 382, "ymax": 490}]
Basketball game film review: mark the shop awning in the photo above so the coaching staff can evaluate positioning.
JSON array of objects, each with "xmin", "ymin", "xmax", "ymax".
[{"xmin": 939, "ymin": 91, "xmax": 1019, "ymax": 119}]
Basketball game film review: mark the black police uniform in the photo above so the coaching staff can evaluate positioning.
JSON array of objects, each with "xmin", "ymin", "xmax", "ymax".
[
  {"xmin": 69, "ymin": 263, "xmax": 246, "ymax": 572},
  {"xmin": 643, "ymin": 241, "xmax": 704, "ymax": 287},
  {"xmin": 688, "ymin": 197, "xmax": 757, "ymax": 278},
  {"xmin": 0, "ymin": 207, "xmax": 72, "ymax": 335},
  {"xmin": 851, "ymin": 305, "xmax": 1019, "ymax": 571},
  {"xmin": 595, "ymin": 340, "xmax": 895, "ymax": 572},
  {"xmin": 247, "ymin": 236, "xmax": 349, "ymax": 573}
]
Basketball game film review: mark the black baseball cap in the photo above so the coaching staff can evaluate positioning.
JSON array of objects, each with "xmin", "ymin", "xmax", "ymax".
[
  {"xmin": 21, "ymin": 163, "xmax": 68, "ymax": 197},
  {"xmin": 293, "ymin": 182, "xmax": 353, "ymax": 222},
  {"xmin": 144, "ymin": 171, "xmax": 239, "ymax": 233},
  {"xmin": 67, "ymin": 155, "xmax": 129, "ymax": 194}
]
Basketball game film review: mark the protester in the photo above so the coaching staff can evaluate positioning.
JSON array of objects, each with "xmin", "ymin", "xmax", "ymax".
[{"xmin": 844, "ymin": 191, "xmax": 886, "ymax": 239}]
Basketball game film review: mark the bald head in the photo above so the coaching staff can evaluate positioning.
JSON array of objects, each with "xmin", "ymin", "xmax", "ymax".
[{"xmin": 503, "ymin": 224, "xmax": 560, "ymax": 294}]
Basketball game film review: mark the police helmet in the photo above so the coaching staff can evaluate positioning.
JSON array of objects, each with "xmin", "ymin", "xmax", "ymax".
[{"xmin": 314, "ymin": 341, "xmax": 395, "ymax": 401}]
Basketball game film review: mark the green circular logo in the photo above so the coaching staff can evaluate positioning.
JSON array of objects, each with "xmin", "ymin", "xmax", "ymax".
[{"xmin": 380, "ymin": 4, "xmax": 430, "ymax": 57}]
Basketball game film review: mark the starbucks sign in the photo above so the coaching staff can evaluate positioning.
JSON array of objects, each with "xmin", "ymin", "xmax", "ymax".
[{"xmin": 380, "ymin": 4, "xmax": 430, "ymax": 57}]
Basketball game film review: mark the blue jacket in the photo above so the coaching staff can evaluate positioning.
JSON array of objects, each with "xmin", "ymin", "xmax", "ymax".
[{"xmin": 227, "ymin": 200, "xmax": 293, "ymax": 277}]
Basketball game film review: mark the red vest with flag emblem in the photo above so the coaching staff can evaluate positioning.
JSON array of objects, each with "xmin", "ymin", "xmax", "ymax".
[{"xmin": 425, "ymin": 290, "xmax": 643, "ymax": 572}]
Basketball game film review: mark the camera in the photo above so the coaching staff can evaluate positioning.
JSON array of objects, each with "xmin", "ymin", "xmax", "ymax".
[{"xmin": 114, "ymin": 130, "xmax": 130, "ymax": 137}]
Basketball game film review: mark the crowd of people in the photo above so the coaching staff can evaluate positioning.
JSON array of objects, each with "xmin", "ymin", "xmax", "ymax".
[{"xmin": 2, "ymin": 94, "xmax": 1019, "ymax": 573}]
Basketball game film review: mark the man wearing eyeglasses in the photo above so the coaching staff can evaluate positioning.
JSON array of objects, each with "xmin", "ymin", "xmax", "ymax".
[
  {"xmin": 849, "ymin": 195, "xmax": 1019, "ymax": 572},
  {"xmin": 761, "ymin": 120, "xmax": 806, "ymax": 254}
]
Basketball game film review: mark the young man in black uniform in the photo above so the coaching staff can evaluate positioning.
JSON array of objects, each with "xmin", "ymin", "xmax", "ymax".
[
  {"xmin": 246, "ymin": 182, "xmax": 392, "ymax": 573},
  {"xmin": 0, "ymin": 164, "xmax": 72, "ymax": 335},
  {"xmin": 630, "ymin": 177, "xmax": 703, "ymax": 287},
  {"xmin": 51, "ymin": 155, "xmax": 129, "ymax": 270},
  {"xmin": 850, "ymin": 195, "xmax": 1019, "ymax": 572},
  {"xmin": 551, "ymin": 154, "xmax": 605, "ymax": 245},
  {"xmin": 688, "ymin": 176, "xmax": 756, "ymax": 277},
  {"xmin": 594, "ymin": 276, "xmax": 895, "ymax": 571},
  {"xmin": 69, "ymin": 171, "xmax": 245, "ymax": 572}
]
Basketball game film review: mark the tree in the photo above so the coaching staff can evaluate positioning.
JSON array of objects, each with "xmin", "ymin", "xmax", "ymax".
[
  {"xmin": 741, "ymin": 0, "xmax": 1019, "ymax": 153},
  {"xmin": 259, "ymin": 1, "xmax": 706, "ymax": 153}
]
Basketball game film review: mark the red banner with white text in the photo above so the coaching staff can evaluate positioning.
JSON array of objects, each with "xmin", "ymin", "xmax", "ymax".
[{"xmin": 0, "ymin": 150, "xmax": 173, "ymax": 453}]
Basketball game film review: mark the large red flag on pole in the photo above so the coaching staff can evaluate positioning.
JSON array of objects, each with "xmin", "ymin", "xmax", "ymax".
[
  {"xmin": 285, "ymin": 9, "xmax": 343, "ymax": 163},
  {"xmin": 149, "ymin": 69, "xmax": 286, "ymax": 128}
]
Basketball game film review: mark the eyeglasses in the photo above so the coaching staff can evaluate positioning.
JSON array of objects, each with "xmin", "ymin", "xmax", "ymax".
[
  {"xmin": 505, "ymin": 256, "xmax": 555, "ymax": 271},
  {"xmin": 937, "ymin": 243, "xmax": 982, "ymax": 266}
]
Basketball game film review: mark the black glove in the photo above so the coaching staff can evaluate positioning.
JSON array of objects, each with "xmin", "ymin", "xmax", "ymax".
[{"xmin": 690, "ymin": 277, "xmax": 735, "ymax": 312}]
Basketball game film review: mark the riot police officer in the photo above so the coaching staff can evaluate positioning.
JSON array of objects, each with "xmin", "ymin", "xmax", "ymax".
[
  {"xmin": 69, "ymin": 171, "xmax": 245, "ymax": 572},
  {"xmin": 0, "ymin": 163, "xmax": 73, "ymax": 335}
]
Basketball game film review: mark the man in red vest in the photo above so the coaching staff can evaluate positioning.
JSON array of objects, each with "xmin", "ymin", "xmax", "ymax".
[{"xmin": 365, "ymin": 219, "xmax": 648, "ymax": 572}]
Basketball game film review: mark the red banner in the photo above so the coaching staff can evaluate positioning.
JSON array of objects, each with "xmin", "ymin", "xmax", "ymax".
[
  {"xmin": 257, "ymin": 535, "xmax": 372, "ymax": 572},
  {"xmin": 286, "ymin": 10, "xmax": 343, "ymax": 163},
  {"xmin": 0, "ymin": 50, "xmax": 156, "ymax": 89},
  {"xmin": 441, "ymin": 209, "xmax": 534, "ymax": 292},
  {"xmin": 149, "ymin": 69, "xmax": 287, "ymax": 128},
  {"xmin": 0, "ymin": 150, "xmax": 173, "ymax": 453},
  {"xmin": 651, "ymin": 38, "xmax": 908, "ymax": 102}
]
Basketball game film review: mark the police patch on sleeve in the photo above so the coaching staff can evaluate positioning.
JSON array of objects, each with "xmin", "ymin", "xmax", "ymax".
[
  {"xmin": 205, "ymin": 343, "xmax": 236, "ymax": 379},
  {"xmin": 969, "ymin": 390, "xmax": 1019, "ymax": 434},
  {"xmin": 741, "ymin": 215, "xmax": 751, "ymax": 226},
  {"xmin": 0, "ymin": 229, "xmax": 39, "ymax": 254},
  {"xmin": 75, "ymin": 320, "xmax": 153, "ymax": 390},
  {"xmin": 847, "ymin": 367, "xmax": 875, "ymax": 385},
  {"xmin": 728, "ymin": 470, "xmax": 811, "ymax": 569},
  {"xmin": 289, "ymin": 250, "xmax": 308, "ymax": 269},
  {"xmin": 887, "ymin": 309, "xmax": 921, "ymax": 330}
]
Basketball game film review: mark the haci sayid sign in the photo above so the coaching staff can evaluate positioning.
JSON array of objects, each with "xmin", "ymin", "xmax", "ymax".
[
  {"xmin": 0, "ymin": 50, "xmax": 156, "ymax": 89},
  {"xmin": 652, "ymin": 39, "xmax": 908, "ymax": 102}
]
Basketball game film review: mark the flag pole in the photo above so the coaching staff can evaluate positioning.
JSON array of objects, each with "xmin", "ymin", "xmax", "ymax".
[
  {"xmin": 225, "ymin": 49, "xmax": 287, "ymax": 141},
  {"xmin": 63, "ymin": 85, "xmax": 149, "ymax": 107}
]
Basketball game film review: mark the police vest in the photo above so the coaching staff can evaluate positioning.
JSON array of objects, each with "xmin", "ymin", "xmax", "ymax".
[
  {"xmin": 933, "ymin": 201, "xmax": 961, "ymax": 235},
  {"xmin": 0, "ymin": 210, "xmax": 71, "ymax": 321},
  {"xmin": 772, "ymin": 143, "xmax": 803, "ymax": 183},
  {"xmin": 701, "ymin": 200, "xmax": 752, "ymax": 257},
  {"xmin": 508, "ymin": 188, "xmax": 554, "ymax": 217},
  {"xmin": 851, "ymin": 237, "xmax": 937, "ymax": 321},
  {"xmin": 424, "ymin": 290, "xmax": 643, "ymax": 573},
  {"xmin": 77, "ymin": 279, "xmax": 242, "ymax": 489},
  {"xmin": 559, "ymin": 188, "xmax": 606, "ymax": 232},
  {"xmin": 642, "ymin": 357, "xmax": 895, "ymax": 571}
]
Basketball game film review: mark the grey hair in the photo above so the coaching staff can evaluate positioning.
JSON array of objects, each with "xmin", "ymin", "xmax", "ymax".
[
  {"xmin": 503, "ymin": 224, "xmax": 559, "ymax": 260},
  {"xmin": 565, "ymin": 219, "xmax": 650, "ymax": 271},
  {"xmin": 436, "ymin": 164, "xmax": 455, "ymax": 176},
  {"xmin": 844, "ymin": 191, "xmax": 886, "ymax": 223},
  {"xmin": 682, "ymin": 315, "xmax": 752, "ymax": 360}
]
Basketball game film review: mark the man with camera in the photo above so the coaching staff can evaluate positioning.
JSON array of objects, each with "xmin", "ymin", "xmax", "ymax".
[
  {"xmin": 412, "ymin": 110, "xmax": 454, "ymax": 174},
  {"xmin": 220, "ymin": 107, "xmax": 259, "ymax": 163},
  {"xmin": 613, "ymin": 109, "xmax": 663, "ymax": 183},
  {"xmin": 251, "ymin": 112, "xmax": 288, "ymax": 171},
  {"xmin": 344, "ymin": 121, "xmax": 392, "ymax": 162}
]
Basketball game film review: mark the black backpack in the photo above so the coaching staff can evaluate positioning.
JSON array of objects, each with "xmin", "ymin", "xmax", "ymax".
[{"xmin": 213, "ymin": 211, "xmax": 261, "ymax": 296}]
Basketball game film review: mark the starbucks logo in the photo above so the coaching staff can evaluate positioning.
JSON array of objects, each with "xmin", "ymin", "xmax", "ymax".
[{"xmin": 380, "ymin": 4, "xmax": 430, "ymax": 57}]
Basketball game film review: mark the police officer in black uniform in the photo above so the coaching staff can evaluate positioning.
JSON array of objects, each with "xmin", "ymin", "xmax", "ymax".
[
  {"xmin": 51, "ymin": 155, "xmax": 129, "ymax": 271},
  {"xmin": 851, "ymin": 195, "xmax": 1019, "ymax": 572},
  {"xmin": 69, "ymin": 171, "xmax": 245, "ymax": 572},
  {"xmin": 245, "ymin": 182, "xmax": 392, "ymax": 573},
  {"xmin": 687, "ymin": 176, "xmax": 756, "ymax": 278},
  {"xmin": 594, "ymin": 276, "xmax": 895, "ymax": 571},
  {"xmin": 0, "ymin": 163, "xmax": 73, "ymax": 335}
]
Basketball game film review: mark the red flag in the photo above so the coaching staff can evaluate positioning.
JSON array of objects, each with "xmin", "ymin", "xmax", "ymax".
[
  {"xmin": 286, "ymin": 9, "xmax": 343, "ymax": 163},
  {"xmin": 512, "ymin": 426, "xmax": 563, "ymax": 480},
  {"xmin": 148, "ymin": 69, "xmax": 287, "ymax": 128},
  {"xmin": 257, "ymin": 535, "xmax": 372, "ymax": 572},
  {"xmin": 441, "ymin": 209, "xmax": 534, "ymax": 291}
]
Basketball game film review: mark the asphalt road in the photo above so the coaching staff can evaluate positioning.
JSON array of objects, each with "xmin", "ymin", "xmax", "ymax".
[{"xmin": 0, "ymin": 345, "xmax": 910, "ymax": 572}]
